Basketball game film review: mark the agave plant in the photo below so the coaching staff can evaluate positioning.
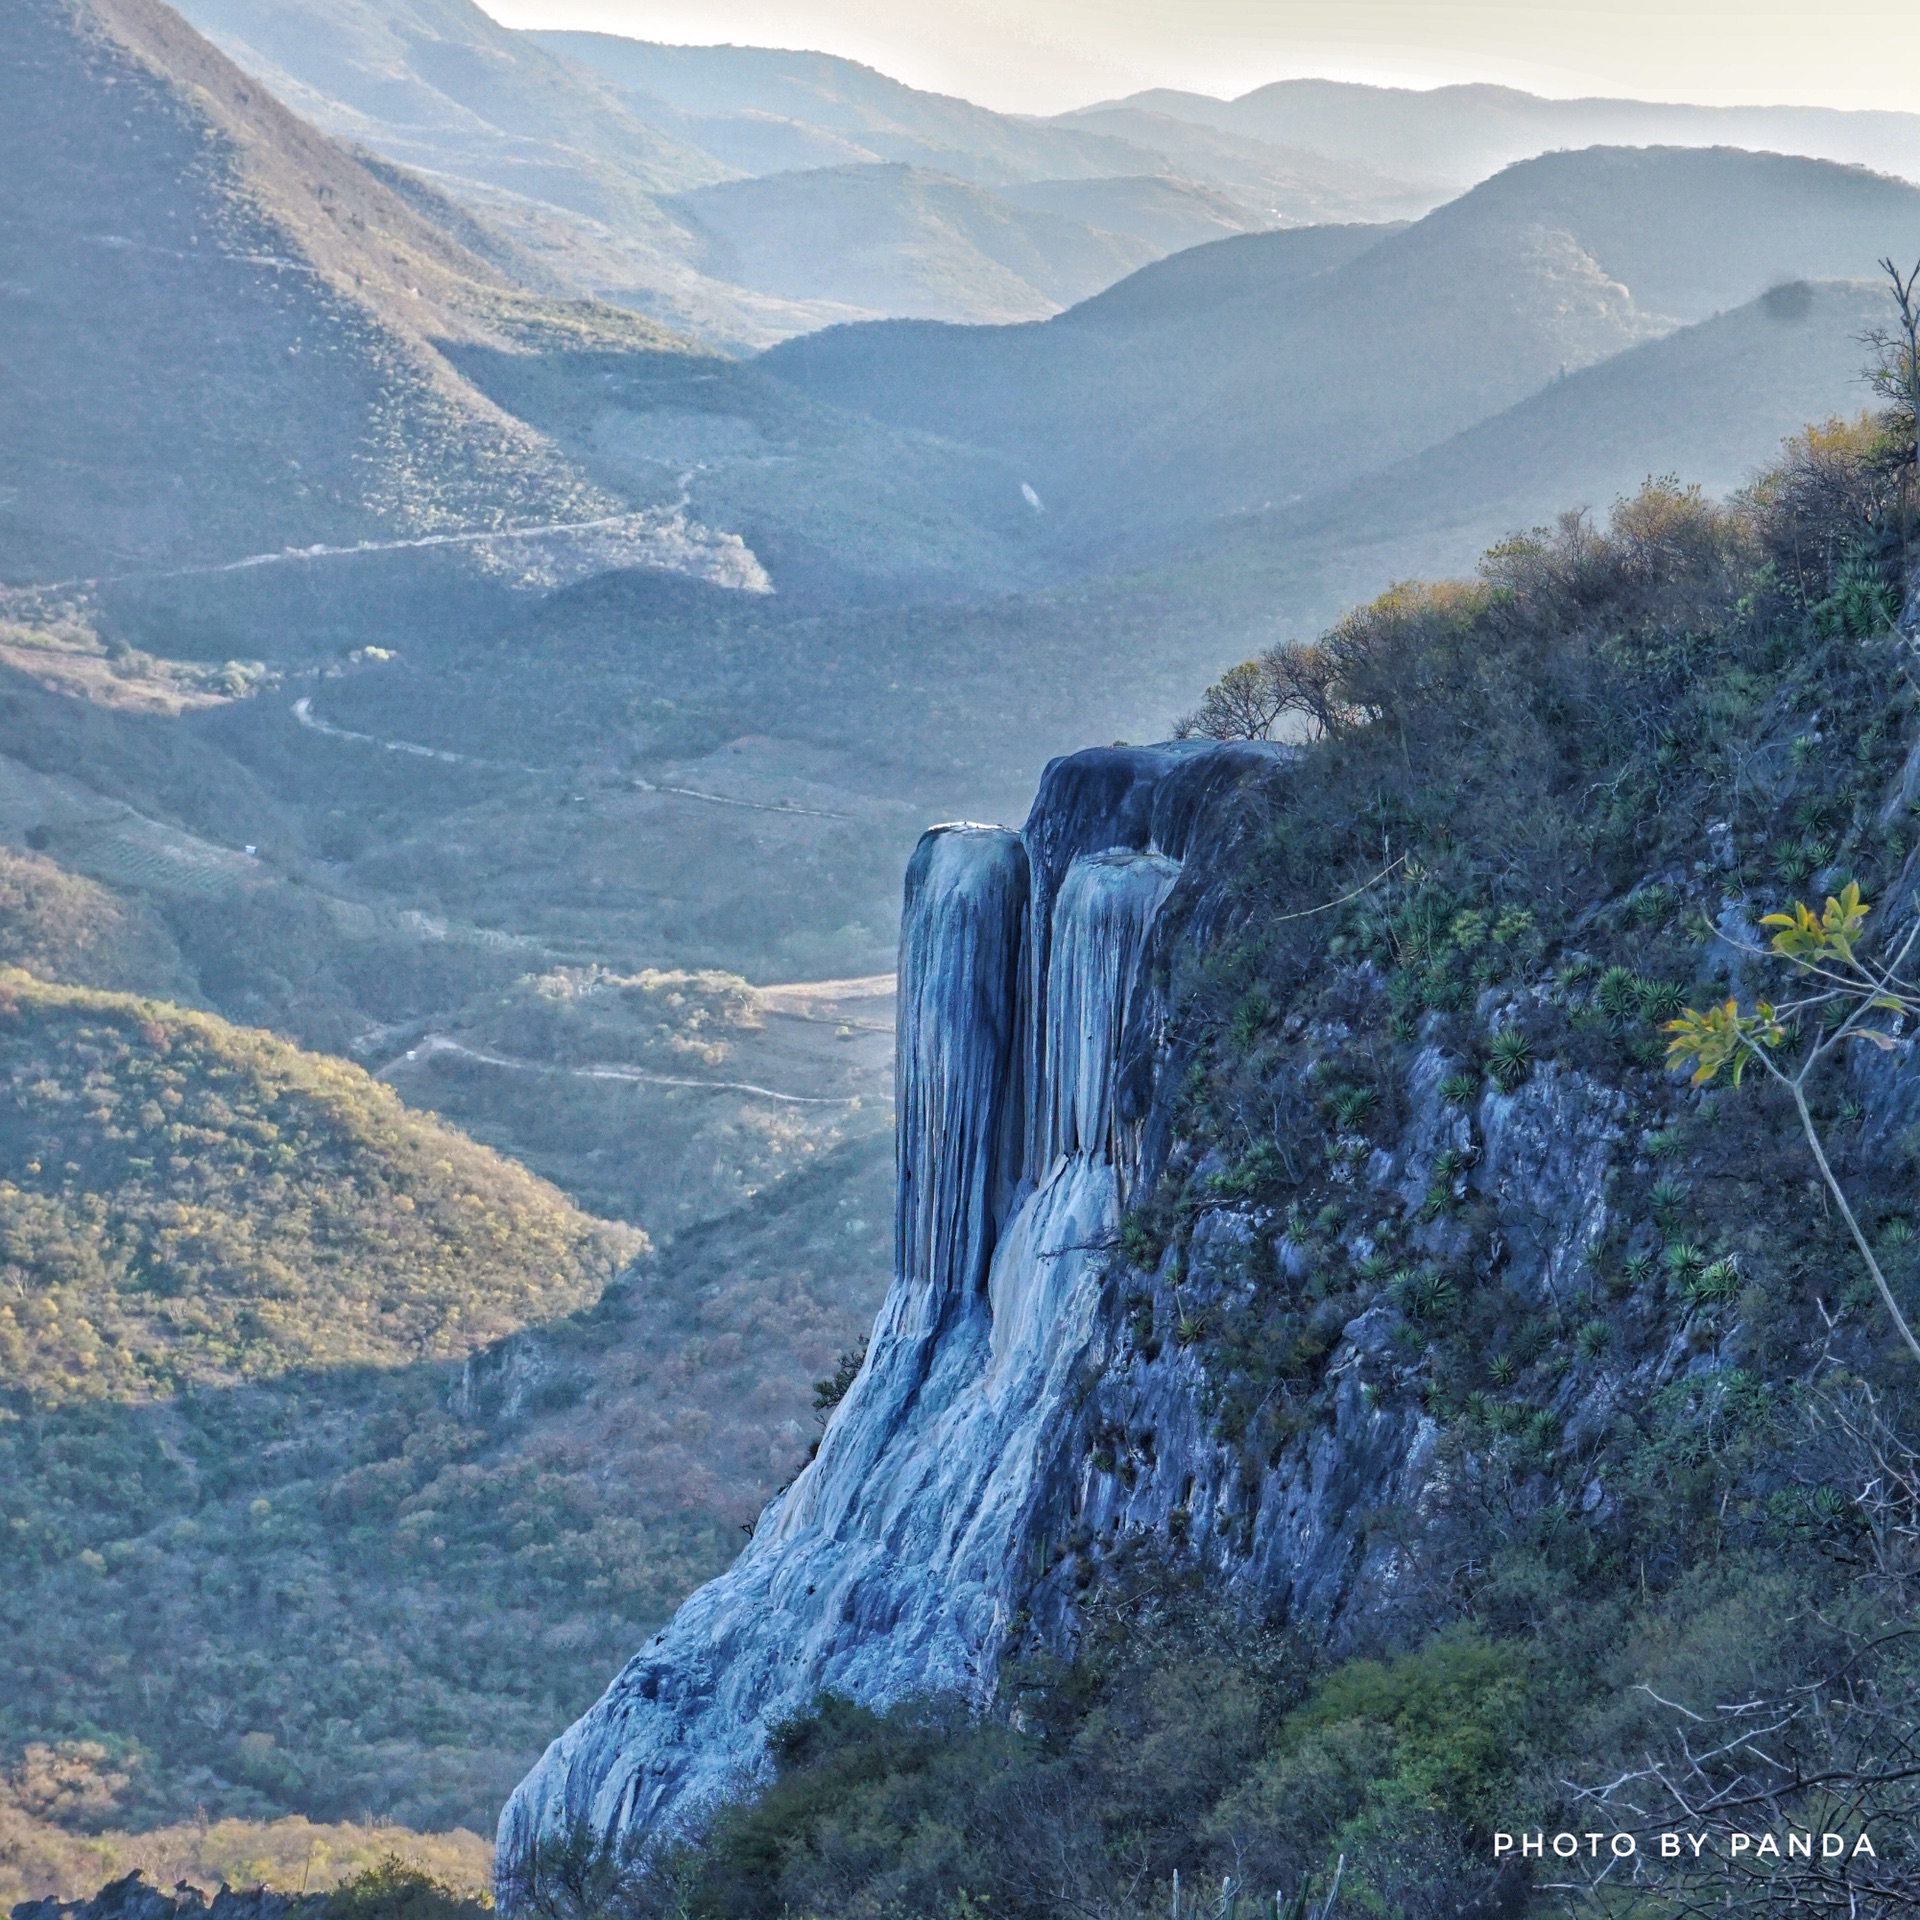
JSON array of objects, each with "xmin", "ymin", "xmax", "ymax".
[
  {"xmin": 1636, "ymin": 978, "xmax": 1688, "ymax": 1022},
  {"xmin": 1774, "ymin": 841, "xmax": 1818, "ymax": 885},
  {"xmin": 1624, "ymin": 884, "xmax": 1674, "ymax": 927},
  {"xmin": 1487, "ymin": 1028, "xmax": 1534, "ymax": 1091},
  {"xmin": 1576, "ymin": 1318, "xmax": 1613, "ymax": 1358},
  {"xmin": 1487, "ymin": 1352, "xmax": 1518, "ymax": 1387},
  {"xmin": 1394, "ymin": 1266, "xmax": 1460, "ymax": 1322},
  {"xmin": 1596, "ymin": 965, "xmax": 1642, "ymax": 1023},
  {"xmin": 1663, "ymin": 1239, "xmax": 1709, "ymax": 1284},
  {"xmin": 1437, "ymin": 1070, "xmax": 1479, "ymax": 1106},
  {"xmin": 1686, "ymin": 1256, "xmax": 1742, "ymax": 1305},
  {"xmin": 1649, "ymin": 1177, "xmax": 1688, "ymax": 1223},
  {"xmin": 1805, "ymin": 1484, "xmax": 1854, "ymax": 1527}
]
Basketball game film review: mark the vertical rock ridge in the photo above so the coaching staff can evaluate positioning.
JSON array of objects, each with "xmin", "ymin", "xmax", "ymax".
[{"xmin": 1037, "ymin": 849, "xmax": 1180, "ymax": 1175}]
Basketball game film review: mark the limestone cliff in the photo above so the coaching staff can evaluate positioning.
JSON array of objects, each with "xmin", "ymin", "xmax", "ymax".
[
  {"xmin": 495, "ymin": 735, "xmax": 1756, "ymax": 1886},
  {"xmin": 495, "ymin": 741, "xmax": 1284, "ymax": 1875}
]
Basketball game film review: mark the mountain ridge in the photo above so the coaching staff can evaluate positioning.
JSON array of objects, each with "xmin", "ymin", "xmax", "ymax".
[
  {"xmin": 0, "ymin": 0, "xmax": 708, "ymax": 583},
  {"xmin": 1071, "ymin": 74, "xmax": 1920, "ymax": 190},
  {"xmin": 760, "ymin": 145, "xmax": 1920, "ymax": 560}
]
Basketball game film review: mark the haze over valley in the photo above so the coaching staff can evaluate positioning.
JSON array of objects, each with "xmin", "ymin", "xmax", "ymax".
[{"xmin": 5, "ymin": 0, "xmax": 1920, "ymax": 1905}]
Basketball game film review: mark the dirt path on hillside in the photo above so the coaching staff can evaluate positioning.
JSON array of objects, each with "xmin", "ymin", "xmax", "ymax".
[
  {"xmin": 291, "ymin": 696, "xmax": 857, "ymax": 819},
  {"xmin": 378, "ymin": 1033, "xmax": 866, "ymax": 1105}
]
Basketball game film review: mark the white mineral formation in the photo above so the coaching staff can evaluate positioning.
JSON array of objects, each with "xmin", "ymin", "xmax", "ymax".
[{"xmin": 497, "ymin": 744, "xmax": 1260, "ymax": 1885}]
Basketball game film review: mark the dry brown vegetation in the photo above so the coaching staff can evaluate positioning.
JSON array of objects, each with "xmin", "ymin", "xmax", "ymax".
[{"xmin": 0, "ymin": 1771, "xmax": 493, "ymax": 1910}]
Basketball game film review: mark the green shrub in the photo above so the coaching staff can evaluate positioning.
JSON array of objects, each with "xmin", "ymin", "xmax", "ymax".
[{"xmin": 326, "ymin": 1857, "xmax": 484, "ymax": 1920}]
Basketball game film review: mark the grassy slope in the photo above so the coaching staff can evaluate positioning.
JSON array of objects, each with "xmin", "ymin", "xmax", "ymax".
[{"xmin": 176, "ymin": 0, "xmax": 727, "ymax": 202}]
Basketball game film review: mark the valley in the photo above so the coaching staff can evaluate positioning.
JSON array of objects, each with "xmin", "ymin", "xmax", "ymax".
[{"xmin": 6, "ymin": 0, "xmax": 1920, "ymax": 1906}]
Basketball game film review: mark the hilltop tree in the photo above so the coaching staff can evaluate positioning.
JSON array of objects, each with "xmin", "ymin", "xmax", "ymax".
[
  {"xmin": 1865, "ymin": 253, "xmax": 1920, "ymax": 563},
  {"xmin": 1173, "ymin": 638, "xmax": 1353, "ymax": 743}
]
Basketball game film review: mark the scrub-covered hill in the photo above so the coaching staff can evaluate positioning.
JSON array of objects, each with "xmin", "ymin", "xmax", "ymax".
[
  {"xmin": 0, "ymin": 971, "xmax": 641, "ymax": 1398},
  {"xmin": 0, "ymin": 0, "xmax": 690, "ymax": 584},
  {"xmin": 0, "ymin": 966, "xmax": 887, "ymax": 1874}
]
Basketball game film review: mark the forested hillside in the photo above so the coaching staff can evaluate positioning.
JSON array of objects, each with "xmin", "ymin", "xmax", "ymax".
[{"xmin": 0, "ymin": 963, "xmax": 884, "ymax": 1901}]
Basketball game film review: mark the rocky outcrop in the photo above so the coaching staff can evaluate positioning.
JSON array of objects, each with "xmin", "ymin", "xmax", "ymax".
[
  {"xmin": 494, "ymin": 741, "xmax": 1286, "ymax": 1881},
  {"xmin": 11, "ymin": 1876, "xmax": 325, "ymax": 1920},
  {"xmin": 1034, "ymin": 1043, "xmax": 1636, "ymax": 1645},
  {"xmin": 495, "ymin": 734, "xmax": 1723, "ymax": 1893}
]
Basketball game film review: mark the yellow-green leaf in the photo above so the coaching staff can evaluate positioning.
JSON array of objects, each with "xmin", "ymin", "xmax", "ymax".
[
  {"xmin": 1664, "ymin": 999, "xmax": 1784, "ymax": 1086},
  {"xmin": 1762, "ymin": 884, "xmax": 1871, "ymax": 966}
]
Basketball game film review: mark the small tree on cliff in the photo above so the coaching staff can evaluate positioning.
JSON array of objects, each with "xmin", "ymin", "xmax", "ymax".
[
  {"xmin": 1864, "ymin": 254, "xmax": 1920, "ymax": 563},
  {"xmin": 1175, "ymin": 640, "xmax": 1350, "ymax": 742}
]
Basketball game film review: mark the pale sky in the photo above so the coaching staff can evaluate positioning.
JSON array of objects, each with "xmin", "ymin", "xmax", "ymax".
[{"xmin": 477, "ymin": 0, "xmax": 1920, "ymax": 118}]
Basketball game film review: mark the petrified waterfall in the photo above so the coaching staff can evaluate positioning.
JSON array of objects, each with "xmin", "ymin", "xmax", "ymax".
[{"xmin": 496, "ymin": 744, "xmax": 1270, "ymax": 1878}]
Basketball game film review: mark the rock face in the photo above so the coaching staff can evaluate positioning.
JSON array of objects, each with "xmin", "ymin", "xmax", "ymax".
[
  {"xmin": 495, "ymin": 735, "xmax": 1690, "ymax": 1890},
  {"xmin": 1029, "ymin": 1026, "xmax": 1638, "ymax": 1650},
  {"xmin": 494, "ymin": 742, "xmax": 1284, "ymax": 1879}
]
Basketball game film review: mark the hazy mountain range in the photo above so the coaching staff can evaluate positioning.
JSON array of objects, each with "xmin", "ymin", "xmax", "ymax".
[
  {"xmin": 1082, "ymin": 78, "xmax": 1920, "ymax": 194},
  {"xmin": 166, "ymin": 0, "xmax": 1920, "ymax": 346},
  {"xmin": 7, "ymin": 0, "xmax": 1913, "ymax": 615},
  {"xmin": 764, "ymin": 146, "xmax": 1920, "ymax": 565}
]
